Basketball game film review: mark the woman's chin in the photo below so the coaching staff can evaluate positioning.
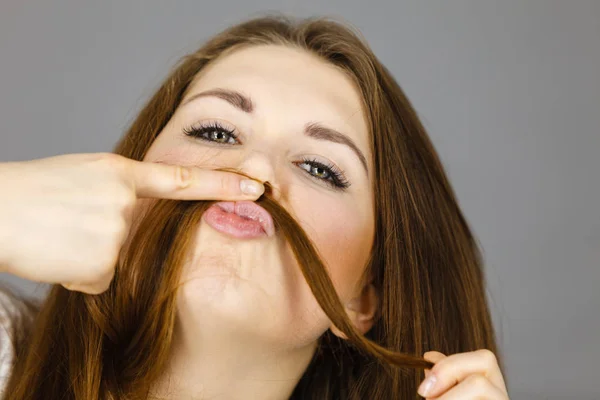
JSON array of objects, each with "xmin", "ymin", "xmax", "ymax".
[
  {"xmin": 177, "ymin": 266, "xmax": 271, "ymax": 321},
  {"xmin": 173, "ymin": 262, "xmax": 332, "ymax": 350}
]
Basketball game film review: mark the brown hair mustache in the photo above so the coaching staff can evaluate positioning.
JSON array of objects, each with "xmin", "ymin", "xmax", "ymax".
[{"xmin": 114, "ymin": 169, "xmax": 433, "ymax": 381}]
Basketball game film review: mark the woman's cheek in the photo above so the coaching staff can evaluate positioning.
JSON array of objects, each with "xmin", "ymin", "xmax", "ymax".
[{"xmin": 298, "ymin": 195, "xmax": 374, "ymax": 301}]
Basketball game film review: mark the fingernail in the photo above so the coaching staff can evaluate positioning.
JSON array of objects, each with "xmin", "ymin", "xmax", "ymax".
[
  {"xmin": 240, "ymin": 179, "xmax": 263, "ymax": 196},
  {"xmin": 417, "ymin": 374, "xmax": 437, "ymax": 397}
]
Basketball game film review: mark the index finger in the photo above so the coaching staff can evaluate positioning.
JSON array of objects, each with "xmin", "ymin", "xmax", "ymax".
[{"xmin": 126, "ymin": 159, "xmax": 265, "ymax": 200}]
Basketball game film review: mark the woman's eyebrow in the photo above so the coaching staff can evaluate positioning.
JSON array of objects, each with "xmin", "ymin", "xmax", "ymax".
[
  {"xmin": 182, "ymin": 88, "xmax": 254, "ymax": 113},
  {"xmin": 182, "ymin": 88, "xmax": 368, "ymax": 174},
  {"xmin": 304, "ymin": 122, "xmax": 368, "ymax": 173}
]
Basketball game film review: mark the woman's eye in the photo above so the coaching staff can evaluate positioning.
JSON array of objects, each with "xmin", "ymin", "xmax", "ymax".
[
  {"xmin": 300, "ymin": 163, "xmax": 330, "ymax": 180},
  {"xmin": 183, "ymin": 122, "xmax": 240, "ymax": 145},
  {"xmin": 297, "ymin": 159, "xmax": 351, "ymax": 190},
  {"xmin": 208, "ymin": 129, "xmax": 232, "ymax": 143}
]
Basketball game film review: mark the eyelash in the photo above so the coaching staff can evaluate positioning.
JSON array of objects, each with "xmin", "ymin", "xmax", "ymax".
[
  {"xmin": 182, "ymin": 121, "xmax": 240, "ymax": 145},
  {"xmin": 182, "ymin": 121, "xmax": 351, "ymax": 190},
  {"xmin": 295, "ymin": 157, "xmax": 350, "ymax": 190}
]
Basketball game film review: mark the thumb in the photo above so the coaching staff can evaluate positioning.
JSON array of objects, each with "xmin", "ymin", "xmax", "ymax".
[{"xmin": 126, "ymin": 159, "xmax": 264, "ymax": 200}]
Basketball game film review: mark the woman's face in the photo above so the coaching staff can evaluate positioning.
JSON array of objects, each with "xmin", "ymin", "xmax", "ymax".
[{"xmin": 143, "ymin": 44, "xmax": 375, "ymax": 348}]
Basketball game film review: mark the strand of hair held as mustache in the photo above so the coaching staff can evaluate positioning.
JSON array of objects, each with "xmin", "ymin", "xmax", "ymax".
[
  {"xmin": 260, "ymin": 183, "xmax": 433, "ymax": 370},
  {"xmin": 122, "ymin": 171, "xmax": 434, "ymax": 372}
]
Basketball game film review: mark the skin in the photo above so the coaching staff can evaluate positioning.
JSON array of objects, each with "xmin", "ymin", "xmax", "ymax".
[{"xmin": 132, "ymin": 44, "xmax": 509, "ymax": 399}]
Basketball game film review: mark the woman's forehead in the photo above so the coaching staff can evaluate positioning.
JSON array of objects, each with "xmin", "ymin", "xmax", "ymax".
[{"xmin": 182, "ymin": 44, "xmax": 371, "ymax": 153}]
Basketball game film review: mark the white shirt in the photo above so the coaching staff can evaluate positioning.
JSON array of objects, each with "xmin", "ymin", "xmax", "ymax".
[{"xmin": 0, "ymin": 287, "xmax": 39, "ymax": 397}]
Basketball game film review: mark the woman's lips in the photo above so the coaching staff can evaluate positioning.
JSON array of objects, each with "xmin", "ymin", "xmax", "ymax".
[{"xmin": 202, "ymin": 201, "xmax": 275, "ymax": 239}]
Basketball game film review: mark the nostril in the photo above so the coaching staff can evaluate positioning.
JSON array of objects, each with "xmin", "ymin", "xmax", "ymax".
[{"xmin": 263, "ymin": 181, "xmax": 274, "ymax": 196}]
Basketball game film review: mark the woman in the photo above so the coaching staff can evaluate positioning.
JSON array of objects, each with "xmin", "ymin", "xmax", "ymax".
[{"xmin": 0, "ymin": 15, "xmax": 509, "ymax": 399}]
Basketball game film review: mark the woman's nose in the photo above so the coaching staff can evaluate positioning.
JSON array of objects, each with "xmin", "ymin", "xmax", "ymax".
[{"xmin": 236, "ymin": 149, "xmax": 279, "ymax": 197}]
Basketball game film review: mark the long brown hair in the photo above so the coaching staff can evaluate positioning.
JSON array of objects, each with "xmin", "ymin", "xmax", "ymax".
[{"xmin": 3, "ymin": 14, "xmax": 500, "ymax": 399}]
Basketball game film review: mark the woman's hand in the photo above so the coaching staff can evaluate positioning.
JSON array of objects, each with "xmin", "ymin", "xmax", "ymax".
[
  {"xmin": 0, "ymin": 152, "xmax": 264, "ymax": 294},
  {"xmin": 418, "ymin": 349, "xmax": 509, "ymax": 399}
]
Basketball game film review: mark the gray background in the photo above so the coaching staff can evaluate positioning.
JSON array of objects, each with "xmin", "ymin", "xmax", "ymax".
[{"xmin": 1, "ymin": 1, "xmax": 598, "ymax": 399}]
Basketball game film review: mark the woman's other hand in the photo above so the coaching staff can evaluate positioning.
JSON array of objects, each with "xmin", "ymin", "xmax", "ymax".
[{"xmin": 418, "ymin": 349, "xmax": 509, "ymax": 399}]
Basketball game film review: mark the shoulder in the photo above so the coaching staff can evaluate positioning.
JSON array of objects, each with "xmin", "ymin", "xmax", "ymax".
[{"xmin": 0, "ymin": 285, "xmax": 41, "ymax": 394}]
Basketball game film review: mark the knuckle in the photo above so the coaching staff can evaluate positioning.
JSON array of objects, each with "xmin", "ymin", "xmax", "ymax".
[
  {"xmin": 174, "ymin": 165, "xmax": 192, "ymax": 189},
  {"xmin": 94, "ymin": 154, "xmax": 133, "ymax": 185},
  {"xmin": 219, "ymin": 175, "xmax": 236, "ymax": 195},
  {"xmin": 95, "ymin": 153, "xmax": 125, "ymax": 170},
  {"xmin": 94, "ymin": 248, "xmax": 119, "ymax": 275},
  {"xmin": 465, "ymin": 374, "xmax": 488, "ymax": 390},
  {"xmin": 477, "ymin": 348, "xmax": 497, "ymax": 365}
]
